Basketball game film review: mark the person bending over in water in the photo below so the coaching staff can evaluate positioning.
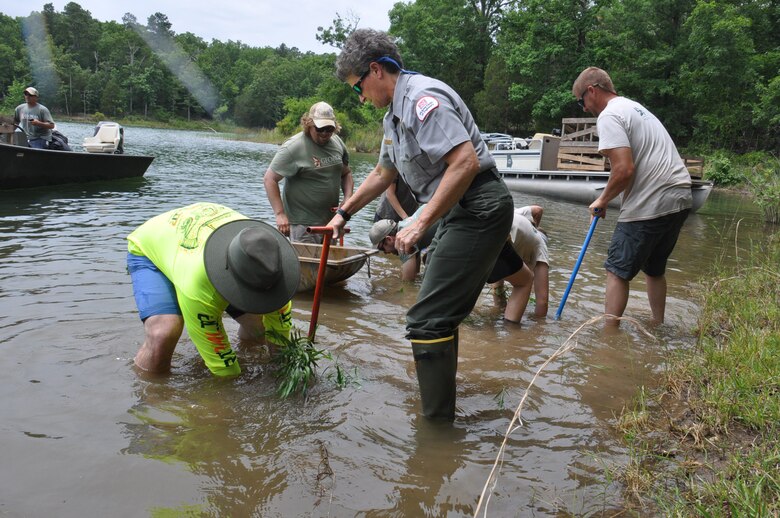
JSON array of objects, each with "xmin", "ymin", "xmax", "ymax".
[{"xmin": 126, "ymin": 202, "xmax": 299, "ymax": 376}]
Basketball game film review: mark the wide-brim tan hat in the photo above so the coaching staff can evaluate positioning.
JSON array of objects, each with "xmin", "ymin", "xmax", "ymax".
[{"xmin": 204, "ymin": 220, "xmax": 300, "ymax": 314}]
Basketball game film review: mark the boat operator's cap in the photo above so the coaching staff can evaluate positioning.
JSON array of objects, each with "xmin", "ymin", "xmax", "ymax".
[
  {"xmin": 309, "ymin": 101, "xmax": 337, "ymax": 128},
  {"xmin": 369, "ymin": 219, "xmax": 398, "ymax": 249},
  {"xmin": 203, "ymin": 219, "xmax": 300, "ymax": 314},
  {"xmin": 24, "ymin": 87, "xmax": 39, "ymax": 96}
]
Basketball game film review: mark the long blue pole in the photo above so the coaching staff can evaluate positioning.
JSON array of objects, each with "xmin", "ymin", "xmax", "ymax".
[{"xmin": 555, "ymin": 215, "xmax": 600, "ymax": 320}]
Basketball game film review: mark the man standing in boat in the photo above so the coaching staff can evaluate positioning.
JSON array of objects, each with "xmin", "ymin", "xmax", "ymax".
[
  {"xmin": 327, "ymin": 29, "xmax": 514, "ymax": 421},
  {"xmin": 264, "ymin": 101, "xmax": 353, "ymax": 244},
  {"xmin": 126, "ymin": 202, "xmax": 299, "ymax": 377},
  {"xmin": 14, "ymin": 87, "xmax": 55, "ymax": 149},
  {"xmin": 572, "ymin": 67, "xmax": 692, "ymax": 326}
]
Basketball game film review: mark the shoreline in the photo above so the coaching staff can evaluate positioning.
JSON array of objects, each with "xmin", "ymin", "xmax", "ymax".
[{"xmin": 609, "ymin": 235, "xmax": 780, "ymax": 514}]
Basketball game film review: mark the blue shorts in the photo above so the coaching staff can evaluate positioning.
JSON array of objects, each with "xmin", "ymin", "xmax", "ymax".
[
  {"xmin": 127, "ymin": 253, "xmax": 181, "ymax": 321},
  {"xmin": 605, "ymin": 209, "xmax": 689, "ymax": 281}
]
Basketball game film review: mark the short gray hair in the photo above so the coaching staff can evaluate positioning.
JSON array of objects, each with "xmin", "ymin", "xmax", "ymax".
[
  {"xmin": 572, "ymin": 67, "xmax": 616, "ymax": 97},
  {"xmin": 335, "ymin": 29, "xmax": 404, "ymax": 81}
]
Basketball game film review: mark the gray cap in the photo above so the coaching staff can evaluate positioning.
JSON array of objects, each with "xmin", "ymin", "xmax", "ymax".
[{"xmin": 369, "ymin": 219, "xmax": 397, "ymax": 248}]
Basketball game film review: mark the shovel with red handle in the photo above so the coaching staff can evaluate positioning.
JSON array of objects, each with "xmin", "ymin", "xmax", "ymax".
[{"xmin": 304, "ymin": 226, "xmax": 350, "ymax": 341}]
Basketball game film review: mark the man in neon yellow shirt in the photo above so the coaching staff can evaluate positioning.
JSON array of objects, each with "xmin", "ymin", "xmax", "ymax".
[{"xmin": 127, "ymin": 202, "xmax": 300, "ymax": 376}]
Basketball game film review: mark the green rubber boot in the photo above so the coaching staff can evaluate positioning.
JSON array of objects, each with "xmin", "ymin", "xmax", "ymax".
[{"xmin": 411, "ymin": 335, "xmax": 458, "ymax": 421}]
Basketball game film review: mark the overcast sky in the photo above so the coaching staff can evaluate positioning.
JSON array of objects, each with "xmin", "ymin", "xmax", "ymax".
[{"xmin": 1, "ymin": 0, "xmax": 398, "ymax": 53}]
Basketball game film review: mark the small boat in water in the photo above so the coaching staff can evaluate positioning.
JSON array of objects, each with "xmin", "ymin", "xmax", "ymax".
[
  {"xmin": 293, "ymin": 242, "xmax": 379, "ymax": 292},
  {"xmin": 0, "ymin": 121, "xmax": 154, "ymax": 190},
  {"xmin": 486, "ymin": 132, "xmax": 713, "ymax": 212}
]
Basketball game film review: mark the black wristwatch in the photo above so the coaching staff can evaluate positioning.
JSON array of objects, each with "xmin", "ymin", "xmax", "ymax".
[{"xmin": 336, "ymin": 208, "xmax": 351, "ymax": 221}]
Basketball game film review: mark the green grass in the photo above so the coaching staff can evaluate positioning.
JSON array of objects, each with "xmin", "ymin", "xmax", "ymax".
[{"xmin": 611, "ymin": 233, "xmax": 780, "ymax": 516}]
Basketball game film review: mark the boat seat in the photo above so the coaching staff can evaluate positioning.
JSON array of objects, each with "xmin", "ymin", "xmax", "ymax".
[{"xmin": 83, "ymin": 124, "xmax": 121, "ymax": 153}]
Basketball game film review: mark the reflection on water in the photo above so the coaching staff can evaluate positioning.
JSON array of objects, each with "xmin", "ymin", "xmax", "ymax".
[{"xmin": 0, "ymin": 123, "xmax": 770, "ymax": 516}]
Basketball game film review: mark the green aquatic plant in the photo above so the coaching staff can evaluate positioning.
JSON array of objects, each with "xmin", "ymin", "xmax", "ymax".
[
  {"xmin": 268, "ymin": 328, "xmax": 332, "ymax": 399},
  {"xmin": 494, "ymin": 387, "xmax": 509, "ymax": 410},
  {"xmin": 325, "ymin": 358, "xmax": 362, "ymax": 391}
]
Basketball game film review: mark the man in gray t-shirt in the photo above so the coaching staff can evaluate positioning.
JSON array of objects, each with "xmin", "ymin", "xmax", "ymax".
[
  {"xmin": 14, "ymin": 87, "xmax": 55, "ymax": 149},
  {"xmin": 572, "ymin": 67, "xmax": 691, "ymax": 327},
  {"xmin": 264, "ymin": 101, "xmax": 353, "ymax": 244}
]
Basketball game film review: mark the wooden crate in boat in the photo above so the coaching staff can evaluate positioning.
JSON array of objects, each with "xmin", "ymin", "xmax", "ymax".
[
  {"xmin": 682, "ymin": 156, "xmax": 705, "ymax": 179},
  {"xmin": 293, "ymin": 242, "xmax": 379, "ymax": 292},
  {"xmin": 557, "ymin": 118, "xmax": 607, "ymax": 171}
]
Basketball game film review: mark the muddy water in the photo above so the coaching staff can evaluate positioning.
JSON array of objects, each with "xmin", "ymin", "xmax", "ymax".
[{"xmin": 0, "ymin": 123, "xmax": 768, "ymax": 517}]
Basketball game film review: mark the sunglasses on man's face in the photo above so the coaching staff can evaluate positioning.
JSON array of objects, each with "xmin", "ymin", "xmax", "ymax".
[
  {"xmin": 352, "ymin": 69, "xmax": 370, "ymax": 95},
  {"xmin": 577, "ymin": 83, "xmax": 602, "ymax": 109},
  {"xmin": 315, "ymin": 126, "xmax": 335, "ymax": 134}
]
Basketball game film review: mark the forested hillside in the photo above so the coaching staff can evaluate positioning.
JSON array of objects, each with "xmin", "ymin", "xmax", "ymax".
[{"xmin": 1, "ymin": 0, "xmax": 777, "ymax": 151}]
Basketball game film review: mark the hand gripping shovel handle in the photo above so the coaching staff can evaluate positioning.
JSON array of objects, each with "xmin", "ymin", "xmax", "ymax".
[{"xmin": 555, "ymin": 213, "xmax": 600, "ymax": 320}]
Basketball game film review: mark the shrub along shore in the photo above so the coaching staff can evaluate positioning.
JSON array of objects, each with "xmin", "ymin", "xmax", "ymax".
[{"xmin": 612, "ymin": 234, "xmax": 780, "ymax": 515}]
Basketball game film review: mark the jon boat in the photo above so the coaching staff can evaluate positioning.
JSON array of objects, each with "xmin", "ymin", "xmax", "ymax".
[
  {"xmin": 0, "ymin": 121, "xmax": 154, "ymax": 190},
  {"xmin": 293, "ymin": 242, "xmax": 379, "ymax": 292},
  {"xmin": 485, "ymin": 133, "xmax": 713, "ymax": 212}
]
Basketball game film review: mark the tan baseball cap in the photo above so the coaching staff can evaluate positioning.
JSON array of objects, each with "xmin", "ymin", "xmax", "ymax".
[
  {"xmin": 309, "ymin": 101, "xmax": 337, "ymax": 128},
  {"xmin": 24, "ymin": 87, "xmax": 39, "ymax": 96}
]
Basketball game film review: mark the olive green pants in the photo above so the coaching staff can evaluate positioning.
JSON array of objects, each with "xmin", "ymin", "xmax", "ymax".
[{"xmin": 406, "ymin": 177, "xmax": 513, "ymax": 340}]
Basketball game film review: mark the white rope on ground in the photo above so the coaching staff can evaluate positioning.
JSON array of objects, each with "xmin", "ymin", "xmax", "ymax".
[{"xmin": 473, "ymin": 314, "xmax": 655, "ymax": 517}]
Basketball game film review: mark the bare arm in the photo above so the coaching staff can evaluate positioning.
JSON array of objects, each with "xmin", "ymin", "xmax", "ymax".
[
  {"xmin": 394, "ymin": 141, "xmax": 480, "ymax": 254},
  {"xmin": 529, "ymin": 205, "xmax": 543, "ymax": 227},
  {"xmin": 385, "ymin": 181, "xmax": 409, "ymax": 220},
  {"xmin": 400, "ymin": 255, "xmax": 421, "ymax": 282},
  {"xmin": 589, "ymin": 147, "xmax": 634, "ymax": 218},
  {"xmin": 31, "ymin": 119, "xmax": 55, "ymax": 130},
  {"xmin": 263, "ymin": 169, "xmax": 290, "ymax": 236},
  {"xmin": 327, "ymin": 164, "xmax": 399, "ymax": 239}
]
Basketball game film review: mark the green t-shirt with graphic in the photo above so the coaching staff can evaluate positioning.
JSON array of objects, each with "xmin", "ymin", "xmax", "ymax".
[
  {"xmin": 127, "ymin": 202, "xmax": 292, "ymax": 376},
  {"xmin": 270, "ymin": 132, "xmax": 349, "ymax": 225}
]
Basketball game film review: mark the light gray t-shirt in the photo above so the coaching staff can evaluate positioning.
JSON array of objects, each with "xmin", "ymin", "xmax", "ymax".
[
  {"xmin": 14, "ymin": 103, "xmax": 53, "ymax": 141},
  {"xmin": 597, "ymin": 97, "xmax": 691, "ymax": 222},
  {"xmin": 509, "ymin": 206, "xmax": 549, "ymax": 269}
]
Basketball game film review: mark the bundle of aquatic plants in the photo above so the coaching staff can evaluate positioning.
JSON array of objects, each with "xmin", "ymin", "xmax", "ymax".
[{"xmin": 267, "ymin": 328, "xmax": 332, "ymax": 399}]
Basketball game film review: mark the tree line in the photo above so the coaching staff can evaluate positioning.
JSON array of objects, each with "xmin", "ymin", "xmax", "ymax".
[{"xmin": 1, "ymin": 0, "xmax": 777, "ymax": 153}]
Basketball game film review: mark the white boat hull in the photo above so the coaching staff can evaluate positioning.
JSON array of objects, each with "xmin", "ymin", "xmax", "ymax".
[{"xmin": 498, "ymin": 169, "xmax": 713, "ymax": 213}]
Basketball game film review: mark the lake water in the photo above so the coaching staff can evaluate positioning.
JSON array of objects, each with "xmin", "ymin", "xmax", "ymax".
[{"xmin": 0, "ymin": 122, "xmax": 769, "ymax": 517}]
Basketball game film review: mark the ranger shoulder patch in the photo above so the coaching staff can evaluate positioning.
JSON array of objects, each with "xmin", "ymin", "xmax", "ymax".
[{"xmin": 415, "ymin": 96, "xmax": 439, "ymax": 121}]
